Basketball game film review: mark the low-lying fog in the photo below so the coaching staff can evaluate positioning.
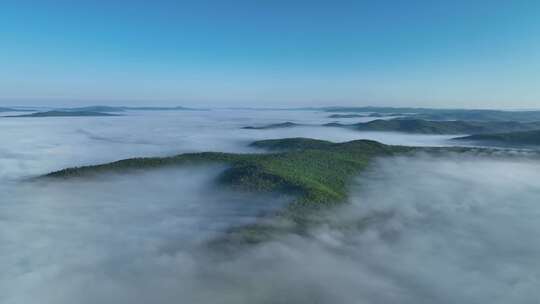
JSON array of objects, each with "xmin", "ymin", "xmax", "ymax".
[
  {"xmin": 2, "ymin": 155, "xmax": 538, "ymax": 303},
  {"xmin": 0, "ymin": 110, "xmax": 460, "ymax": 179},
  {"xmin": 0, "ymin": 167, "xmax": 290, "ymax": 303},
  {"xmin": 1, "ymin": 110, "xmax": 538, "ymax": 303}
]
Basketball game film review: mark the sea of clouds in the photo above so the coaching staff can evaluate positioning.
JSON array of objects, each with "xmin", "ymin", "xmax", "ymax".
[
  {"xmin": 0, "ymin": 110, "xmax": 459, "ymax": 179},
  {"xmin": 1, "ymin": 110, "xmax": 538, "ymax": 303}
]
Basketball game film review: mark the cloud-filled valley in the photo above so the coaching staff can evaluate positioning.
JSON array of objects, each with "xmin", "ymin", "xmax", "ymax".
[
  {"xmin": 0, "ymin": 110, "xmax": 461, "ymax": 180},
  {"xmin": 1, "ymin": 110, "xmax": 539, "ymax": 303}
]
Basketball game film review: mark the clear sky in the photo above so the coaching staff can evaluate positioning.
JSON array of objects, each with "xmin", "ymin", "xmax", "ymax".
[{"xmin": 1, "ymin": 0, "xmax": 539, "ymax": 108}]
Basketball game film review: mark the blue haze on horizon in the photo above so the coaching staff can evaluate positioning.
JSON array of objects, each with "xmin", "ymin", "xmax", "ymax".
[{"xmin": 0, "ymin": 0, "xmax": 539, "ymax": 108}]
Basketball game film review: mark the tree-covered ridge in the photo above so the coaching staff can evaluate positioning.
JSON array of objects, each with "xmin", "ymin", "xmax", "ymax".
[
  {"xmin": 323, "ymin": 107, "xmax": 540, "ymax": 122},
  {"xmin": 41, "ymin": 138, "xmax": 526, "ymax": 243},
  {"xmin": 327, "ymin": 113, "xmax": 401, "ymax": 118},
  {"xmin": 349, "ymin": 119, "xmax": 540, "ymax": 134},
  {"xmin": 58, "ymin": 105, "xmax": 208, "ymax": 112},
  {"xmin": 45, "ymin": 138, "xmax": 410, "ymax": 208},
  {"xmin": 455, "ymin": 130, "xmax": 540, "ymax": 146},
  {"xmin": 249, "ymin": 137, "xmax": 334, "ymax": 150},
  {"xmin": 245, "ymin": 118, "xmax": 540, "ymax": 135}
]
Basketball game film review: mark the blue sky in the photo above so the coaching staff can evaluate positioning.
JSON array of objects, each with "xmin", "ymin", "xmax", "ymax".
[{"xmin": 1, "ymin": 0, "xmax": 539, "ymax": 108}]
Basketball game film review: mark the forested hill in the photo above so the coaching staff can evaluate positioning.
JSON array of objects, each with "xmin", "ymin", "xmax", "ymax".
[
  {"xmin": 455, "ymin": 130, "xmax": 540, "ymax": 146},
  {"xmin": 43, "ymin": 138, "xmax": 411, "ymax": 208},
  {"xmin": 349, "ymin": 119, "xmax": 540, "ymax": 134},
  {"xmin": 244, "ymin": 118, "xmax": 540, "ymax": 135},
  {"xmin": 39, "ymin": 137, "xmax": 519, "ymax": 243}
]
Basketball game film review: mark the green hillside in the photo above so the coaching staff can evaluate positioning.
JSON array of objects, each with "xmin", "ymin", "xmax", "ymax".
[
  {"xmin": 244, "ymin": 118, "xmax": 540, "ymax": 134},
  {"xmin": 43, "ymin": 138, "xmax": 505, "ymax": 243},
  {"xmin": 350, "ymin": 119, "xmax": 540, "ymax": 134},
  {"xmin": 45, "ymin": 138, "xmax": 408, "ymax": 206},
  {"xmin": 455, "ymin": 130, "xmax": 540, "ymax": 146},
  {"xmin": 323, "ymin": 107, "xmax": 540, "ymax": 122}
]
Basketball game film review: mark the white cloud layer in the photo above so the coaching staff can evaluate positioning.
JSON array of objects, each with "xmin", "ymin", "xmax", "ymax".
[
  {"xmin": 1, "ymin": 111, "xmax": 538, "ymax": 303},
  {"xmin": 0, "ymin": 110, "xmax": 460, "ymax": 179}
]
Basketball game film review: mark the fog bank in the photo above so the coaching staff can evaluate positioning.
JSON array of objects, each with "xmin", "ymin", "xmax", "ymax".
[
  {"xmin": 0, "ymin": 110, "xmax": 460, "ymax": 180},
  {"xmin": 0, "ymin": 167, "xmax": 289, "ymax": 304},
  {"xmin": 2, "ymin": 155, "xmax": 539, "ymax": 303}
]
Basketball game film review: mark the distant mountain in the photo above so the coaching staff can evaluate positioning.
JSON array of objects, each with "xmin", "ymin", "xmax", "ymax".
[
  {"xmin": 323, "ymin": 106, "xmax": 421, "ymax": 113},
  {"xmin": 328, "ymin": 113, "xmax": 401, "ymax": 119},
  {"xmin": 366, "ymin": 113, "xmax": 402, "ymax": 118},
  {"xmin": 223, "ymin": 107, "xmax": 319, "ymax": 111},
  {"xmin": 409, "ymin": 112, "xmax": 540, "ymax": 122},
  {"xmin": 323, "ymin": 122, "xmax": 346, "ymax": 127},
  {"xmin": 6, "ymin": 110, "xmax": 120, "ymax": 117},
  {"xmin": 60, "ymin": 105, "xmax": 207, "ymax": 112},
  {"xmin": 455, "ymin": 130, "xmax": 540, "ymax": 146},
  {"xmin": 60, "ymin": 106, "xmax": 126, "ymax": 112},
  {"xmin": 0, "ymin": 107, "xmax": 34, "ymax": 112},
  {"xmin": 122, "ymin": 106, "xmax": 208, "ymax": 111},
  {"xmin": 243, "ymin": 119, "xmax": 540, "ymax": 134},
  {"xmin": 347, "ymin": 119, "xmax": 540, "ymax": 135},
  {"xmin": 323, "ymin": 107, "xmax": 540, "ymax": 122},
  {"xmin": 243, "ymin": 122, "xmax": 301, "ymax": 130},
  {"xmin": 327, "ymin": 114, "xmax": 366, "ymax": 118}
]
